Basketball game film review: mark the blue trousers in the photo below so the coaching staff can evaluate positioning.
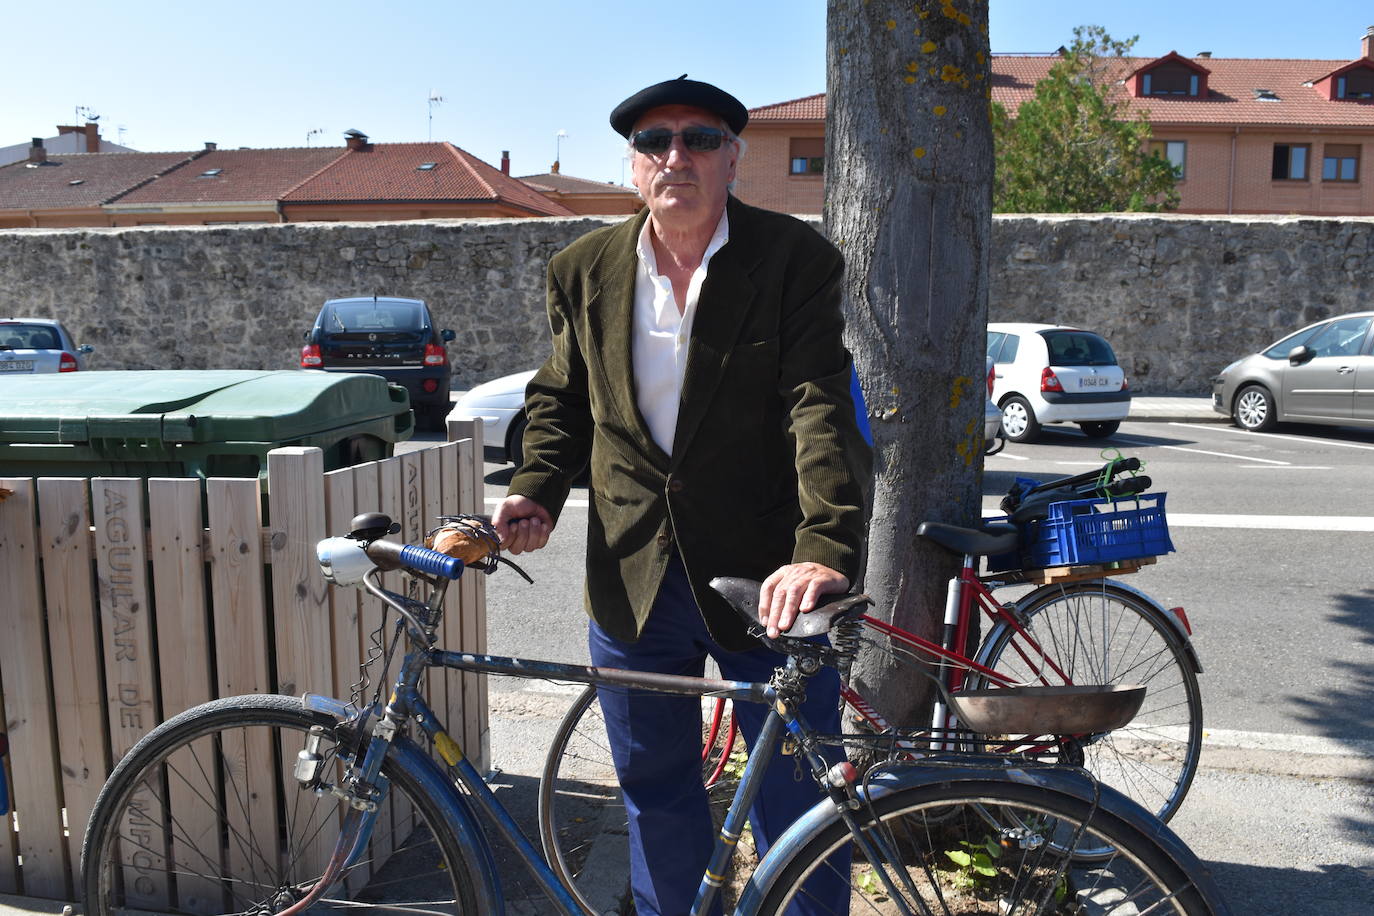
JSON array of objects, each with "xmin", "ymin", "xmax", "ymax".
[{"xmin": 589, "ymin": 555, "xmax": 850, "ymax": 916}]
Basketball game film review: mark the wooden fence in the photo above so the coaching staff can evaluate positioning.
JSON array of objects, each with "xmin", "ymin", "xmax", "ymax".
[{"xmin": 0, "ymin": 422, "xmax": 488, "ymax": 901}]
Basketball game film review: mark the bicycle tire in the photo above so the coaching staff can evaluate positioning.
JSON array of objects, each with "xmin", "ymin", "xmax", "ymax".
[
  {"xmin": 749, "ymin": 777, "xmax": 1224, "ymax": 915},
  {"xmin": 537, "ymin": 685, "xmax": 739, "ymax": 915},
  {"xmin": 970, "ymin": 580, "xmax": 1203, "ymax": 859},
  {"xmin": 81, "ymin": 693, "xmax": 484, "ymax": 915}
]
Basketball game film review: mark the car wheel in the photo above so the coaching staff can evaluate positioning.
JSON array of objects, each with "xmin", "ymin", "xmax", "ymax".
[
  {"xmin": 1078, "ymin": 420, "xmax": 1120, "ymax": 439},
  {"xmin": 1232, "ymin": 385, "xmax": 1276, "ymax": 432},
  {"xmin": 1000, "ymin": 396, "xmax": 1041, "ymax": 443},
  {"xmin": 506, "ymin": 413, "xmax": 528, "ymax": 466}
]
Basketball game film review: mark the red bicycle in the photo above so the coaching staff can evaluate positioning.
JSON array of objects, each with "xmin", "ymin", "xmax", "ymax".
[{"xmin": 538, "ymin": 458, "xmax": 1203, "ymax": 911}]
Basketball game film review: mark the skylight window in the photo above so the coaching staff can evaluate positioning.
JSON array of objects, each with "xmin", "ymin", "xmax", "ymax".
[
  {"xmin": 68, "ymin": 178, "xmax": 84, "ymax": 185},
  {"xmin": 198, "ymin": 168, "xmax": 223, "ymax": 178},
  {"xmin": 417, "ymin": 162, "xmax": 438, "ymax": 171},
  {"xmin": 1254, "ymin": 89, "xmax": 1280, "ymax": 101}
]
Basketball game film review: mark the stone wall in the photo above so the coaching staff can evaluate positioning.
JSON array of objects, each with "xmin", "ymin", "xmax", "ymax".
[{"xmin": 3, "ymin": 213, "xmax": 1372, "ymax": 393}]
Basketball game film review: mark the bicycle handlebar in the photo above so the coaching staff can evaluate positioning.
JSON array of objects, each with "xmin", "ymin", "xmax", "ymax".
[{"xmin": 316, "ymin": 535, "xmax": 465, "ymax": 587}]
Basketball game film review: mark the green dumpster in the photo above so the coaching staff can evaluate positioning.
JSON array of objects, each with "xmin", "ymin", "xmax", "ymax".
[{"xmin": 0, "ymin": 370, "xmax": 413, "ymax": 479}]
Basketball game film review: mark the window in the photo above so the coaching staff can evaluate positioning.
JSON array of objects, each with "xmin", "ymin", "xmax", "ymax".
[
  {"xmin": 1272, "ymin": 144, "xmax": 1309, "ymax": 180},
  {"xmin": 1322, "ymin": 144, "xmax": 1360, "ymax": 182},
  {"xmin": 1305, "ymin": 316, "xmax": 1372, "ymax": 358},
  {"xmin": 1142, "ymin": 63, "xmax": 1200, "ymax": 97},
  {"xmin": 1148, "ymin": 140, "xmax": 1186, "ymax": 179},
  {"xmin": 1337, "ymin": 68, "xmax": 1374, "ymax": 99},
  {"xmin": 788, "ymin": 137, "xmax": 824, "ymax": 175}
]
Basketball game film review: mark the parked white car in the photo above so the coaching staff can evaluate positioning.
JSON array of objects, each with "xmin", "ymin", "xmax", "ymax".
[
  {"xmin": 987, "ymin": 323, "xmax": 1130, "ymax": 443},
  {"xmin": 450, "ymin": 370, "xmax": 536, "ymax": 463}
]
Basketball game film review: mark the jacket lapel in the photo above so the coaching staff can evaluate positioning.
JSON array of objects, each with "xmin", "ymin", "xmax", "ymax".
[
  {"xmin": 671, "ymin": 197, "xmax": 762, "ymax": 465},
  {"xmin": 584, "ymin": 210, "xmax": 671, "ymax": 468}
]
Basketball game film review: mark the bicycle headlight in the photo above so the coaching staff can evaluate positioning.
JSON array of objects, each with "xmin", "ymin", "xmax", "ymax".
[{"xmin": 316, "ymin": 536, "xmax": 374, "ymax": 587}]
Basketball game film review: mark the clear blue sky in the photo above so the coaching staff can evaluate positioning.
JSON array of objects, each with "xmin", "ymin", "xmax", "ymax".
[{"xmin": 8, "ymin": 1, "xmax": 1373, "ymax": 186}]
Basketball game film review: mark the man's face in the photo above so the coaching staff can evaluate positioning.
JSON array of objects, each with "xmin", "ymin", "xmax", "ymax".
[{"xmin": 629, "ymin": 105, "xmax": 738, "ymax": 226}]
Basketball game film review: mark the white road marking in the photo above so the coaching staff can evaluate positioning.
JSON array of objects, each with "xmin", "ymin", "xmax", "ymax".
[
  {"xmin": 1197, "ymin": 727, "xmax": 1374, "ymax": 759},
  {"xmin": 1113, "ymin": 435, "xmax": 1291, "ymax": 464},
  {"xmin": 1168, "ymin": 514, "xmax": 1374, "ymax": 531},
  {"xmin": 1170, "ymin": 421, "xmax": 1374, "ymax": 451}
]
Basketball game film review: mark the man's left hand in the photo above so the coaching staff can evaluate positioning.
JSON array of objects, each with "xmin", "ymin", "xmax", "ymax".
[{"xmin": 758, "ymin": 563, "xmax": 850, "ymax": 639}]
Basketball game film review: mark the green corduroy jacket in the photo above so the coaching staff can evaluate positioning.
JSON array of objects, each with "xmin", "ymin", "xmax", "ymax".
[{"xmin": 507, "ymin": 195, "xmax": 872, "ymax": 651}]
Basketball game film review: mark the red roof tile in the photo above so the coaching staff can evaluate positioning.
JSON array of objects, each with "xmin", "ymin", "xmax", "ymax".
[
  {"xmin": 282, "ymin": 142, "xmax": 575, "ymax": 216},
  {"xmin": 752, "ymin": 56, "xmax": 1374, "ymax": 131},
  {"xmin": 116, "ymin": 147, "xmax": 347, "ymax": 204},
  {"xmin": 517, "ymin": 172, "xmax": 639, "ymax": 196},
  {"xmin": 0, "ymin": 151, "xmax": 201, "ymax": 210}
]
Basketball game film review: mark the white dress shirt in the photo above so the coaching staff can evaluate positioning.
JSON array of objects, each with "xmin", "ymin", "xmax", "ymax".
[{"xmin": 632, "ymin": 210, "xmax": 730, "ymax": 455}]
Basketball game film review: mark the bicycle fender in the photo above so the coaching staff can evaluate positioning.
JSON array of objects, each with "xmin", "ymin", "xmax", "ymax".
[
  {"xmin": 986, "ymin": 579, "xmax": 1203, "ymax": 675},
  {"xmin": 384, "ymin": 735, "xmax": 504, "ymax": 913},
  {"xmin": 733, "ymin": 760, "xmax": 1232, "ymax": 916}
]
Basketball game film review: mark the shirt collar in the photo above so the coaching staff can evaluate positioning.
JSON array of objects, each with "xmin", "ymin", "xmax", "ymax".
[{"xmin": 635, "ymin": 208, "xmax": 730, "ymax": 277}]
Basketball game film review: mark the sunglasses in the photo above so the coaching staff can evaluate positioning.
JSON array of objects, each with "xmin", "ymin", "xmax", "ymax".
[{"xmin": 630, "ymin": 126, "xmax": 728, "ymax": 155}]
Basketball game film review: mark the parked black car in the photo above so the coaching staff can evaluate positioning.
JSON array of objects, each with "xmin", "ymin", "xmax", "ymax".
[{"xmin": 301, "ymin": 296, "xmax": 455, "ymax": 431}]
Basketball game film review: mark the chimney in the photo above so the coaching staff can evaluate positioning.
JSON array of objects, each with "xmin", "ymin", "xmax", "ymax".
[
  {"xmin": 205, "ymin": 142, "xmax": 217, "ymax": 151},
  {"xmin": 551, "ymin": 160, "xmax": 561, "ymax": 174},
  {"xmin": 501, "ymin": 150, "xmax": 510, "ymax": 174},
  {"xmin": 344, "ymin": 129, "xmax": 369, "ymax": 151},
  {"xmin": 1196, "ymin": 51, "xmax": 1212, "ymax": 59},
  {"xmin": 84, "ymin": 122, "xmax": 99, "ymax": 152},
  {"xmin": 28, "ymin": 138, "xmax": 47, "ymax": 164},
  {"xmin": 1364, "ymin": 25, "xmax": 1374, "ymax": 59}
]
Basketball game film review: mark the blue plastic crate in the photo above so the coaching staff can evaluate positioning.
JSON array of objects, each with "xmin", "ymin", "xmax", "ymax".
[{"xmin": 987, "ymin": 493, "xmax": 1174, "ymax": 572}]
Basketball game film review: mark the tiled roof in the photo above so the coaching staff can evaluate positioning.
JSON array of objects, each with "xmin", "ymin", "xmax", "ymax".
[
  {"xmin": 517, "ymin": 172, "xmax": 639, "ymax": 195},
  {"xmin": 283, "ymin": 142, "xmax": 575, "ymax": 216},
  {"xmin": 995, "ymin": 55, "xmax": 1374, "ymax": 128},
  {"xmin": 0, "ymin": 151, "xmax": 201, "ymax": 209},
  {"xmin": 752, "ymin": 56, "xmax": 1374, "ymax": 130},
  {"xmin": 747, "ymin": 93, "xmax": 826, "ymax": 122},
  {"xmin": 116, "ymin": 147, "xmax": 347, "ymax": 204}
]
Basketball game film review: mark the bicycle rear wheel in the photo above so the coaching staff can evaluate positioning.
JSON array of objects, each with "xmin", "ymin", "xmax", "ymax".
[
  {"xmin": 537, "ymin": 685, "xmax": 739, "ymax": 914},
  {"xmin": 749, "ymin": 776, "xmax": 1224, "ymax": 915},
  {"xmin": 970, "ymin": 580, "xmax": 1203, "ymax": 859},
  {"xmin": 81, "ymin": 693, "xmax": 483, "ymax": 914}
]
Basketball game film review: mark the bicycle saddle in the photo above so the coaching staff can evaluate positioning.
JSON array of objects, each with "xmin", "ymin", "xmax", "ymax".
[
  {"xmin": 916, "ymin": 521, "xmax": 1019, "ymax": 557},
  {"xmin": 709, "ymin": 576, "xmax": 873, "ymax": 639}
]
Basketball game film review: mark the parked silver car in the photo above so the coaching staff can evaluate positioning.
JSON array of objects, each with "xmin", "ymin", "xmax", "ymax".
[
  {"xmin": 1211, "ymin": 311, "xmax": 1374, "ymax": 432},
  {"xmin": 0, "ymin": 318, "xmax": 93, "ymax": 373}
]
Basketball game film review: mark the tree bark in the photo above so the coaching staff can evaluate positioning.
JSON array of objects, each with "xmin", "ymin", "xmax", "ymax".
[{"xmin": 825, "ymin": 0, "xmax": 992, "ymax": 725}]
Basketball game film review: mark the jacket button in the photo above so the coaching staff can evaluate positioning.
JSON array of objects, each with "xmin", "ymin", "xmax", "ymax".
[
  {"xmin": 657, "ymin": 532, "xmax": 672, "ymax": 546},
  {"xmin": 668, "ymin": 478, "xmax": 685, "ymax": 494}
]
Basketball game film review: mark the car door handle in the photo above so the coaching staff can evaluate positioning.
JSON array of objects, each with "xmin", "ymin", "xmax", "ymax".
[{"xmin": 1337, "ymin": 366, "xmax": 1355, "ymax": 374}]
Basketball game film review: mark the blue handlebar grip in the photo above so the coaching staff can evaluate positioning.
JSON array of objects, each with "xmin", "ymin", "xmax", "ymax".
[{"xmin": 399, "ymin": 544, "xmax": 465, "ymax": 579}]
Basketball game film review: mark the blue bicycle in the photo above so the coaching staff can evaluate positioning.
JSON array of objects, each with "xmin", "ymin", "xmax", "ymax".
[{"xmin": 80, "ymin": 513, "xmax": 1229, "ymax": 915}]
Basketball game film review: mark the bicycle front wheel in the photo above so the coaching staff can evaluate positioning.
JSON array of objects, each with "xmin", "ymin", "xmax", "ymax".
[
  {"xmin": 751, "ymin": 777, "xmax": 1223, "ymax": 915},
  {"xmin": 971, "ymin": 580, "xmax": 1203, "ymax": 857},
  {"xmin": 81, "ymin": 693, "xmax": 483, "ymax": 914}
]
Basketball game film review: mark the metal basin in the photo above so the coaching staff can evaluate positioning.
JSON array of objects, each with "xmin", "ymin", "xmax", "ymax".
[{"xmin": 949, "ymin": 684, "xmax": 1146, "ymax": 735}]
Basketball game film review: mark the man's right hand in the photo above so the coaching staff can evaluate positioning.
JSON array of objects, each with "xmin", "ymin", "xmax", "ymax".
[{"xmin": 493, "ymin": 495, "xmax": 555, "ymax": 554}]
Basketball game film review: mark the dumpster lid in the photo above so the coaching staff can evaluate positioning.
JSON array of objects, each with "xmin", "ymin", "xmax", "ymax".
[{"xmin": 0, "ymin": 370, "xmax": 410, "ymax": 444}]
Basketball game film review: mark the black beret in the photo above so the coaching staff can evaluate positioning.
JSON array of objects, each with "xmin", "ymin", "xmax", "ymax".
[{"xmin": 610, "ymin": 75, "xmax": 749, "ymax": 138}]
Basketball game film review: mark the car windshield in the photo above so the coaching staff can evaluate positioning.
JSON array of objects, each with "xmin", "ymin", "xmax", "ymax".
[
  {"xmin": 1261, "ymin": 325, "xmax": 1321, "ymax": 359},
  {"xmin": 1041, "ymin": 330, "xmax": 1117, "ymax": 367},
  {"xmin": 323, "ymin": 302, "xmax": 426, "ymax": 332},
  {"xmin": 0, "ymin": 324, "xmax": 60, "ymax": 349}
]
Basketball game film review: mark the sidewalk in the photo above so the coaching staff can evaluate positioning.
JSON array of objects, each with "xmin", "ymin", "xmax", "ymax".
[{"xmin": 1127, "ymin": 394, "xmax": 1221, "ymax": 422}]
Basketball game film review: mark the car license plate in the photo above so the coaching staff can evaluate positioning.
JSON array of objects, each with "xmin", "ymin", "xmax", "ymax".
[
  {"xmin": 0, "ymin": 360, "xmax": 34, "ymax": 372},
  {"xmin": 1078, "ymin": 376, "xmax": 1111, "ymax": 388}
]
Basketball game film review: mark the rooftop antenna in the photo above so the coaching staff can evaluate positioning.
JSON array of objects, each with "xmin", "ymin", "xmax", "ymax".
[
  {"xmin": 428, "ymin": 90, "xmax": 444, "ymax": 140},
  {"xmin": 555, "ymin": 128, "xmax": 569, "ymax": 171},
  {"xmin": 75, "ymin": 105, "xmax": 100, "ymax": 122},
  {"xmin": 306, "ymin": 128, "xmax": 325, "ymax": 147},
  {"xmin": 117, "ymin": 125, "xmax": 127, "ymax": 145}
]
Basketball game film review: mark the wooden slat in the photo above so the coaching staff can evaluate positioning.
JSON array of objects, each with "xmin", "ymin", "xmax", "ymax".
[
  {"xmin": 0, "ymin": 479, "xmax": 65, "ymax": 898},
  {"xmin": 265, "ymin": 448, "xmax": 336, "ymax": 891},
  {"xmin": 436, "ymin": 441, "xmax": 462, "ymax": 737},
  {"xmin": 455, "ymin": 435, "xmax": 491, "ymax": 772},
  {"xmin": 0, "ymin": 683, "xmax": 17, "ymax": 893},
  {"xmin": 419, "ymin": 446, "xmax": 452, "ymax": 725},
  {"xmin": 206, "ymin": 478, "xmax": 279, "ymax": 893},
  {"xmin": 36, "ymin": 478, "xmax": 107, "ymax": 882},
  {"xmin": 147, "ymin": 478, "xmax": 219, "ymax": 912},
  {"xmin": 92, "ymin": 477, "xmax": 165, "ymax": 910},
  {"xmin": 347, "ymin": 461, "xmax": 387, "ymax": 883},
  {"xmin": 322, "ymin": 467, "xmax": 371, "ymax": 897}
]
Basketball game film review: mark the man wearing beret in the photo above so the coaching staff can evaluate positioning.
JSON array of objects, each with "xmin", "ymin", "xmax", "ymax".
[{"xmin": 494, "ymin": 76, "xmax": 870, "ymax": 914}]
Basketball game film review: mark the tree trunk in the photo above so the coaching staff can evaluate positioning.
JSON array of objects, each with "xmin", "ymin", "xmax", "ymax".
[{"xmin": 825, "ymin": 0, "xmax": 992, "ymax": 726}]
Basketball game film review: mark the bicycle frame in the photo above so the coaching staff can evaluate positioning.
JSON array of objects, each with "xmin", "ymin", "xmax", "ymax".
[{"xmin": 300, "ymin": 567, "xmax": 862, "ymax": 916}]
